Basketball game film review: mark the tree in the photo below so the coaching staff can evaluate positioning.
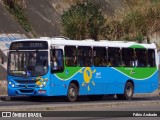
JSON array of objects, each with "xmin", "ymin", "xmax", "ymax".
[{"xmin": 61, "ymin": 0, "xmax": 106, "ymax": 40}]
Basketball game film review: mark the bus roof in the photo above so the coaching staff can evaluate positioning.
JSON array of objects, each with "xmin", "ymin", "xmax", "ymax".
[{"xmin": 11, "ymin": 37, "xmax": 157, "ymax": 49}]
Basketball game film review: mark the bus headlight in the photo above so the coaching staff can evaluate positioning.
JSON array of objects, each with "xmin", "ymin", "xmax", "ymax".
[
  {"xmin": 9, "ymin": 82, "xmax": 17, "ymax": 87},
  {"xmin": 11, "ymin": 84, "xmax": 15, "ymax": 87}
]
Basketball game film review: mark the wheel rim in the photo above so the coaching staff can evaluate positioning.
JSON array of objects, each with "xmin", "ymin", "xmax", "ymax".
[
  {"xmin": 69, "ymin": 87, "xmax": 76, "ymax": 98},
  {"xmin": 126, "ymin": 86, "xmax": 132, "ymax": 97}
]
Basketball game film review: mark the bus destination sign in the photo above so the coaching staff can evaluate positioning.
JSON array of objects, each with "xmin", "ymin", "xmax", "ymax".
[{"xmin": 10, "ymin": 41, "xmax": 48, "ymax": 50}]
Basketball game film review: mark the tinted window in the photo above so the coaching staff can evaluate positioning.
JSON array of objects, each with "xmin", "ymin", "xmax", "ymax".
[
  {"xmin": 122, "ymin": 48, "xmax": 134, "ymax": 67},
  {"xmin": 108, "ymin": 47, "xmax": 121, "ymax": 67},
  {"xmin": 148, "ymin": 49, "xmax": 156, "ymax": 67},
  {"xmin": 135, "ymin": 48, "xmax": 147, "ymax": 67},
  {"xmin": 77, "ymin": 46, "xmax": 92, "ymax": 67},
  {"xmin": 93, "ymin": 47, "xmax": 107, "ymax": 66},
  {"xmin": 51, "ymin": 49, "xmax": 64, "ymax": 73},
  {"xmin": 65, "ymin": 46, "xmax": 77, "ymax": 66}
]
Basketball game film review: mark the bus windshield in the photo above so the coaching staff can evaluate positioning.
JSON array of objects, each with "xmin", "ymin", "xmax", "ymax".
[{"xmin": 8, "ymin": 51, "xmax": 48, "ymax": 77}]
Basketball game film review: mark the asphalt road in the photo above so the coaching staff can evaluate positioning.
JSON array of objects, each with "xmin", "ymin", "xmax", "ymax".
[
  {"xmin": 0, "ymin": 95, "xmax": 160, "ymax": 120},
  {"xmin": 0, "ymin": 95, "xmax": 160, "ymax": 109},
  {"xmin": 0, "ymin": 95, "xmax": 159, "ymax": 107}
]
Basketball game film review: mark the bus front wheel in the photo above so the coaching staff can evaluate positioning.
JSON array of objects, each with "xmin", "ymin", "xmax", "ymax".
[
  {"xmin": 117, "ymin": 82, "xmax": 134, "ymax": 100},
  {"xmin": 66, "ymin": 83, "xmax": 78, "ymax": 102}
]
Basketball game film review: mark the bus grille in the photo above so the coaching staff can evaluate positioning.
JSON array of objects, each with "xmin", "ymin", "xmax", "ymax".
[
  {"xmin": 19, "ymin": 89, "xmax": 34, "ymax": 93},
  {"xmin": 15, "ymin": 80, "xmax": 36, "ymax": 84}
]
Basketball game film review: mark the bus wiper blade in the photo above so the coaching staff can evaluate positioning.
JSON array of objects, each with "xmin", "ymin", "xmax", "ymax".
[{"xmin": 24, "ymin": 65, "xmax": 30, "ymax": 77}]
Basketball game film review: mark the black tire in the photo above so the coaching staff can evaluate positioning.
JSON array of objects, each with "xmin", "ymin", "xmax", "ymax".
[
  {"xmin": 117, "ymin": 82, "xmax": 134, "ymax": 100},
  {"xmin": 66, "ymin": 83, "xmax": 78, "ymax": 102},
  {"xmin": 88, "ymin": 95, "xmax": 104, "ymax": 101}
]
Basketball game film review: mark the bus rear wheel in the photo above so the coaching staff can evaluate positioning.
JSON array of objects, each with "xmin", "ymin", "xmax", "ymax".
[
  {"xmin": 66, "ymin": 83, "xmax": 78, "ymax": 102},
  {"xmin": 117, "ymin": 82, "xmax": 134, "ymax": 100}
]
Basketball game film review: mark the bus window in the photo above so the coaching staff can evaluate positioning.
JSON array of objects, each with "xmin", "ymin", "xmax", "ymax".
[
  {"xmin": 148, "ymin": 49, "xmax": 156, "ymax": 67},
  {"xmin": 93, "ymin": 47, "xmax": 107, "ymax": 66},
  {"xmin": 108, "ymin": 47, "xmax": 121, "ymax": 67},
  {"xmin": 135, "ymin": 48, "xmax": 147, "ymax": 67},
  {"xmin": 9, "ymin": 52, "xmax": 19, "ymax": 70},
  {"xmin": 28, "ymin": 53, "xmax": 37, "ymax": 70},
  {"xmin": 77, "ymin": 46, "xmax": 92, "ymax": 67},
  {"xmin": 8, "ymin": 51, "xmax": 48, "ymax": 77},
  {"xmin": 65, "ymin": 46, "xmax": 77, "ymax": 66},
  {"xmin": 122, "ymin": 48, "xmax": 134, "ymax": 67},
  {"xmin": 51, "ymin": 49, "xmax": 64, "ymax": 73}
]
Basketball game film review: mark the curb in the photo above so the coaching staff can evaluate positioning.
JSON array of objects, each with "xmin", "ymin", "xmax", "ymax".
[
  {"xmin": 133, "ymin": 89, "xmax": 160, "ymax": 97},
  {"xmin": 0, "ymin": 96, "xmax": 10, "ymax": 101}
]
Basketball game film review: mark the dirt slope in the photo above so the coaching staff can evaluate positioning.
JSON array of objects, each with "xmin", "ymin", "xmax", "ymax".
[
  {"xmin": 24, "ymin": 0, "xmax": 126, "ymax": 37},
  {"xmin": 0, "ymin": 1, "xmax": 28, "ymax": 35}
]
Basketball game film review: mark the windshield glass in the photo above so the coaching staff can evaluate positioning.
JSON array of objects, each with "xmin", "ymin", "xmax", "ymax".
[{"xmin": 8, "ymin": 51, "xmax": 48, "ymax": 77}]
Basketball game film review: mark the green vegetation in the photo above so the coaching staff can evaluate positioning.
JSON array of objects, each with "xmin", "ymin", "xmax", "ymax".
[
  {"xmin": 108, "ymin": 0, "xmax": 160, "ymax": 42},
  {"xmin": 61, "ymin": 0, "xmax": 160, "ymax": 43},
  {"xmin": 61, "ymin": 0, "xmax": 106, "ymax": 40},
  {"xmin": 3, "ymin": 0, "xmax": 32, "ymax": 32}
]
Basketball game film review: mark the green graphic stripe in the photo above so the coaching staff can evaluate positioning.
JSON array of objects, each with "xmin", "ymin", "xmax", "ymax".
[
  {"xmin": 129, "ymin": 45, "xmax": 145, "ymax": 49},
  {"xmin": 116, "ymin": 67, "xmax": 157, "ymax": 79},
  {"xmin": 55, "ymin": 65, "xmax": 157, "ymax": 80},
  {"xmin": 55, "ymin": 66, "xmax": 82, "ymax": 80}
]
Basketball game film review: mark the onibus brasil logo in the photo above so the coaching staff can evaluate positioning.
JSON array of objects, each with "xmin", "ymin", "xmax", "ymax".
[{"xmin": 80, "ymin": 67, "xmax": 96, "ymax": 91}]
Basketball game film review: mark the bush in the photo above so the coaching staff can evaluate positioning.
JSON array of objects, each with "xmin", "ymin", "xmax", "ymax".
[
  {"xmin": 61, "ymin": 0, "xmax": 106, "ymax": 40},
  {"xmin": 106, "ymin": 0, "xmax": 160, "ymax": 42}
]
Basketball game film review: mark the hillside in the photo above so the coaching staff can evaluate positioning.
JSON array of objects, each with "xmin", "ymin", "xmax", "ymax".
[
  {"xmin": 0, "ymin": 0, "xmax": 126, "ymax": 37},
  {"xmin": 0, "ymin": 0, "xmax": 160, "ymax": 46},
  {"xmin": 0, "ymin": 0, "xmax": 125, "ymax": 82},
  {"xmin": 0, "ymin": 1, "xmax": 28, "ymax": 35}
]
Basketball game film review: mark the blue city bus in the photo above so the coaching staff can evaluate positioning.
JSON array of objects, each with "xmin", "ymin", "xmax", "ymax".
[{"xmin": 7, "ymin": 37, "xmax": 159, "ymax": 102}]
